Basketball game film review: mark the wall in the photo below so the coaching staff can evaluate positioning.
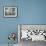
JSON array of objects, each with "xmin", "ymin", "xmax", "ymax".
[
  {"xmin": 0, "ymin": 0, "xmax": 46, "ymax": 44},
  {"xmin": 0, "ymin": 0, "xmax": 18, "ymax": 44}
]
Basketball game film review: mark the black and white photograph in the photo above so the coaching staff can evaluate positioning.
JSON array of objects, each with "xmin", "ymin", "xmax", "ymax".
[
  {"xmin": 4, "ymin": 6, "xmax": 17, "ymax": 17},
  {"xmin": 18, "ymin": 25, "xmax": 46, "ymax": 46}
]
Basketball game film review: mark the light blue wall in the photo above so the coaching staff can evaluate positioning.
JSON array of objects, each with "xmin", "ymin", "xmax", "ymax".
[
  {"xmin": 0, "ymin": 0, "xmax": 46, "ymax": 44},
  {"xmin": 0, "ymin": 0, "xmax": 18, "ymax": 44}
]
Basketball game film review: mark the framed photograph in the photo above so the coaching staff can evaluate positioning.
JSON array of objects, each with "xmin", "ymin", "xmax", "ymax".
[
  {"xmin": 18, "ymin": 24, "xmax": 46, "ymax": 42},
  {"xmin": 4, "ymin": 6, "xmax": 17, "ymax": 17}
]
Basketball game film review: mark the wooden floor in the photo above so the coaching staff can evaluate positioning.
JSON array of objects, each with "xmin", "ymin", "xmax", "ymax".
[
  {"xmin": 19, "ymin": 39, "xmax": 46, "ymax": 46},
  {"xmin": 0, "ymin": 40, "xmax": 46, "ymax": 46}
]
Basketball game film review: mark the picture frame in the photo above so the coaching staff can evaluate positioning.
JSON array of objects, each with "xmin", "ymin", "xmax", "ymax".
[
  {"xmin": 18, "ymin": 24, "xmax": 46, "ymax": 42},
  {"xmin": 4, "ymin": 6, "xmax": 17, "ymax": 17}
]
